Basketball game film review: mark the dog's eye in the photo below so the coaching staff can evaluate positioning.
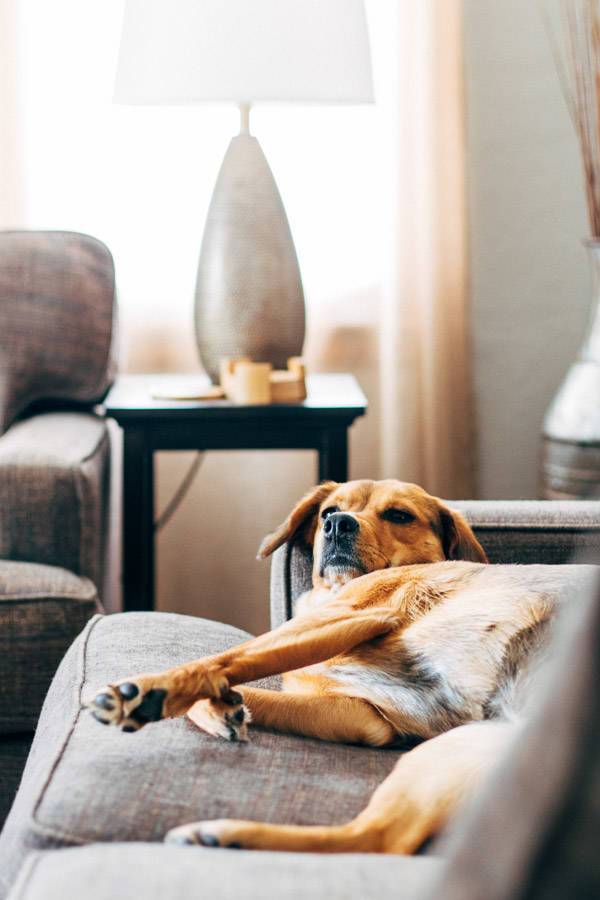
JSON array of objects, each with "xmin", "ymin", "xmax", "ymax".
[
  {"xmin": 321, "ymin": 506, "xmax": 339, "ymax": 519},
  {"xmin": 381, "ymin": 508, "xmax": 415, "ymax": 525}
]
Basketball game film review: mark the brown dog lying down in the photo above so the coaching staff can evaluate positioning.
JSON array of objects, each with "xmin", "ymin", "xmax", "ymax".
[{"xmin": 89, "ymin": 479, "xmax": 559, "ymax": 854}]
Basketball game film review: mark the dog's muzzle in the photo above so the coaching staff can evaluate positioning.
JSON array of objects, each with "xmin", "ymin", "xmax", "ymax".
[{"xmin": 320, "ymin": 513, "xmax": 364, "ymax": 577}]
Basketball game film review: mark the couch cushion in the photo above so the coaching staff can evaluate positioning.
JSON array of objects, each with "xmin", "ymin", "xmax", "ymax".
[
  {"xmin": 0, "ymin": 612, "xmax": 403, "ymax": 898},
  {"xmin": 7, "ymin": 844, "xmax": 441, "ymax": 900},
  {"xmin": 0, "ymin": 561, "xmax": 99, "ymax": 733}
]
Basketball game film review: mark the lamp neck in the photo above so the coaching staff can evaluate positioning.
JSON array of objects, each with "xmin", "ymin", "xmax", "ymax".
[{"xmin": 239, "ymin": 103, "xmax": 251, "ymax": 135}]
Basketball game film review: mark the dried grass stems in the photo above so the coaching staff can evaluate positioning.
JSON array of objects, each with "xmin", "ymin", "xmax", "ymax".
[{"xmin": 544, "ymin": 0, "xmax": 600, "ymax": 236}]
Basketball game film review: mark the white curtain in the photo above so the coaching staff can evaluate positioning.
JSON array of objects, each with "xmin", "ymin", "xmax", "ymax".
[
  {"xmin": 0, "ymin": 0, "xmax": 23, "ymax": 226},
  {"xmin": 379, "ymin": 0, "xmax": 474, "ymax": 499}
]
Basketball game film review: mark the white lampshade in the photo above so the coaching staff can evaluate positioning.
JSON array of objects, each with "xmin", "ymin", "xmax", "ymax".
[{"xmin": 114, "ymin": 0, "xmax": 374, "ymax": 106}]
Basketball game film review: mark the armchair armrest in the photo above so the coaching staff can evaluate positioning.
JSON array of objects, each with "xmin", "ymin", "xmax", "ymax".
[
  {"xmin": 0, "ymin": 411, "xmax": 110, "ymax": 589},
  {"xmin": 269, "ymin": 500, "xmax": 600, "ymax": 627}
]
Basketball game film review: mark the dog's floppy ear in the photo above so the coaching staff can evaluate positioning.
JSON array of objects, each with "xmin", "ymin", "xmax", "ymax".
[
  {"xmin": 257, "ymin": 481, "xmax": 338, "ymax": 560},
  {"xmin": 437, "ymin": 504, "xmax": 488, "ymax": 563}
]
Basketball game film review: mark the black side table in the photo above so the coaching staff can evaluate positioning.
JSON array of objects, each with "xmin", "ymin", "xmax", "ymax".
[{"xmin": 103, "ymin": 373, "xmax": 367, "ymax": 612}]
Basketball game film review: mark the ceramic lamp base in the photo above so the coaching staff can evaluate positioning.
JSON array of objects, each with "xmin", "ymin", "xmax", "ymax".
[{"xmin": 194, "ymin": 126, "xmax": 306, "ymax": 382}]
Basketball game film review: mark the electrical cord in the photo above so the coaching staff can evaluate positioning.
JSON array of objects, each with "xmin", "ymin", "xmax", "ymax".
[{"xmin": 154, "ymin": 452, "xmax": 205, "ymax": 532}]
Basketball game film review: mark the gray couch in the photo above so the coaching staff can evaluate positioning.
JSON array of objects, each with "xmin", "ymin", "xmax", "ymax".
[
  {"xmin": 0, "ymin": 502, "xmax": 599, "ymax": 899},
  {"xmin": 0, "ymin": 231, "xmax": 115, "ymax": 826}
]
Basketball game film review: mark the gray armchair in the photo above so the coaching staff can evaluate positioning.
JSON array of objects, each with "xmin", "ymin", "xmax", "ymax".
[{"xmin": 0, "ymin": 231, "xmax": 116, "ymax": 825}]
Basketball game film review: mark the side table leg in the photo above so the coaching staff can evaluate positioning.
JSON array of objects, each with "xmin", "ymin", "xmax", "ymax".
[
  {"xmin": 122, "ymin": 428, "xmax": 155, "ymax": 611},
  {"xmin": 318, "ymin": 427, "xmax": 349, "ymax": 482}
]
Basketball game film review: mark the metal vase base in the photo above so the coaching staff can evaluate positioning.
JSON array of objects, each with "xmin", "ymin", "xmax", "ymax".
[
  {"xmin": 194, "ymin": 131, "xmax": 306, "ymax": 383},
  {"xmin": 541, "ymin": 241, "xmax": 600, "ymax": 499}
]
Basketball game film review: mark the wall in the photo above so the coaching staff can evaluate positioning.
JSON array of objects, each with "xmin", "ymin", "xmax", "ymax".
[{"xmin": 463, "ymin": 0, "xmax": 591, "ymax": 499}]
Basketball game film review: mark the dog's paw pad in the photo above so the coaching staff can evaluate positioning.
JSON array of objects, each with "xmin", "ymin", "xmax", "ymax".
[{"xmin": 87, "ymin": 682, "xmax": 167, "ymax": 731}]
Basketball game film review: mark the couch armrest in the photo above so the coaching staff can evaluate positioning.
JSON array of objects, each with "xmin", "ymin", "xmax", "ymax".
[
  {"xmin": 270, "ymin": 542, "xmax": 313, "ymax": 629},
  {"xmin": 0, "ymin": 411, "xmax": 110, "ymax": 589},
  {"xmin": 269, "ymin": 500, "xmax": 600, "ymax": 627}
]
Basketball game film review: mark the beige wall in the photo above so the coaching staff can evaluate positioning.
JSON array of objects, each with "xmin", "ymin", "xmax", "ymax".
[{"xmin": 463, "ymin": 0, "xmax": 591, "ymax": 498}]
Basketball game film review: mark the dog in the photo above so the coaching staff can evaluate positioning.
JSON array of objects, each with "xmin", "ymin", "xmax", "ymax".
[{"xmin": 89, "ymin": 479, "xmax": 559, "ymax": 854}]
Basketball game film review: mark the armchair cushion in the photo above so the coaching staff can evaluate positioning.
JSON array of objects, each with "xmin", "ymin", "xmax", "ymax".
[
  {"xmin": 0, "ymin": 412, "xmax": 109, "ymax": 587},
  {"xmin": 0, "ymin": 560, "xmax": 99, "ymax": 733},
  {"xmin": 0, "ymin": 231, "xmax": 116, "ymax": 434}
]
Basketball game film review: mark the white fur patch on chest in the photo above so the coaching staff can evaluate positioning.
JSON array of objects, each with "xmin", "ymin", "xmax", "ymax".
[{"xmin": 295, "ymin": 586, "xmax": 338, "ymax": 615}]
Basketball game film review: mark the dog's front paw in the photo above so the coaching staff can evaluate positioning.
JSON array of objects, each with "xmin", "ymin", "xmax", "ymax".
[
  {"xmin": 87, "ymin": 680, "xmax": 167, "ymax": 732},
  {"xmin": 186, "ymin": 691, "xmax": 250, "ymax": 742}
]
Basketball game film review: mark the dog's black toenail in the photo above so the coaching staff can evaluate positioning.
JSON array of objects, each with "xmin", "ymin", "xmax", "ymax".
[
  {"xmin": 94, "ymin": 693, "xmax": 115, "ymax": 711},
  {"xmin": 91, "ymin": 711, "xmax": 110, "ymax": 725},
  {"xmin": 199, "ymin": 832, "xmax": 220, "ymax": 847},
  {"xmin": 118, "ymin": 682, "xmax": 139, "ymax": 700},
  {"xmin": 223, "ymin": 689, "xmax": 243, "ymax": 706},
  {"xmin": 131, "ymin": 688, "xmax": 167, "ymax": 724},
  {"xmin": 228, "ymin": 842, "xmax": 242, "ymax": 849},
  {"xmin": 122, "ymin": 725, "xmax": 137, "ymax": 733}
]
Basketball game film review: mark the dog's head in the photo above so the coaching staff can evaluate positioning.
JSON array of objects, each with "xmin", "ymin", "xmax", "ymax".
[{"xmin": 258, "ymin": 479, "xmax": 487, "ymax": 587}]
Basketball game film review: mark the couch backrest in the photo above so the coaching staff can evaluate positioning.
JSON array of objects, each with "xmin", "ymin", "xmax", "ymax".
[{"xmin": 0, "ymin": 231, "xmax": 116, "ymax": 434}]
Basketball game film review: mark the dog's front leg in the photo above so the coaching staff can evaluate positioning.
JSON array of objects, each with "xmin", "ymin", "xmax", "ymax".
[{"xmin": 87, "ymin": 603, "xmax": 396, "ymax": 731}]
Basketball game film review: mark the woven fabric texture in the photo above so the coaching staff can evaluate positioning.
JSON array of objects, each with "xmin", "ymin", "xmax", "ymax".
[
  {"xmin": 0, "ymin": 412, "xmax": 109, "ymax": 587},
  {"xmin": 6, "ymin": 844, "xmax": 440, "ymax": 900},
  {"xmin": 0, "ymin": 561, "xmax": 99, "ymax": 733},
  {"xmin": 0, "ymin": 230, "xmax": 116, "ymax": 434}
]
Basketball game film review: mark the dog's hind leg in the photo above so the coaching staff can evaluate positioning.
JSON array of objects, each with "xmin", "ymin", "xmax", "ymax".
[
  {"xmin": 165, "ymin": 722, "xmax": 513, "ymax": 853},
  {"xmin": 187, "ymin": 689, "xmax": 397, "ymax": 746}
]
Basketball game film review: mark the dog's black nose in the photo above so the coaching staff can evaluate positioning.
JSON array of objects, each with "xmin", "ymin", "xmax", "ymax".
[{"xmin": 323, "ymin": 512, "xmax": 359, "ymax": 541}]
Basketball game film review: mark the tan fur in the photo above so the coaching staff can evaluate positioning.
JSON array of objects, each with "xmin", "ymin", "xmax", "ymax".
[{"xmin": 90, "ymin": 480, "xmax": 554, "ymax": 854}]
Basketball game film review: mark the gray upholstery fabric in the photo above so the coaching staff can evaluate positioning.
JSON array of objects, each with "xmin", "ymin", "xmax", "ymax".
[
  {"xmin": 0, "ymin": 231, "xmax": 116, "ymax": 434},
  {"xmin": 0, "ymin": 412, "xmax": 110, "ymax": 587},
  {"xmin": 6, "ymin": 844, "xmax": 441, "ymax": 900},
  {"xmin": 0, "ymin": 736, "xmax": 32, "ymax": 831},
  {"xmin": 424, "ymin": 583, "xmax": 600, "ymax": 900},
  {"xmin": 270, "ymin": 500, "xmax": 600, "ymax": 626},
  {"xmin": 0, "ymin": 561, "xmax": 100, "ymax": 733},
  {"xmin": 451, "ymin": 499, "xmax": 600, "ymax": 564},
  {"xmin": 0, "ymin": 612, "xmax": 403, "ymax": 898}
]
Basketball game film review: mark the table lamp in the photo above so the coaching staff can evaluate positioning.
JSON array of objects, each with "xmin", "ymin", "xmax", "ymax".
[{"xmin": 114, "ymin": 0, "xmax": 373, "ymax": 382}]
